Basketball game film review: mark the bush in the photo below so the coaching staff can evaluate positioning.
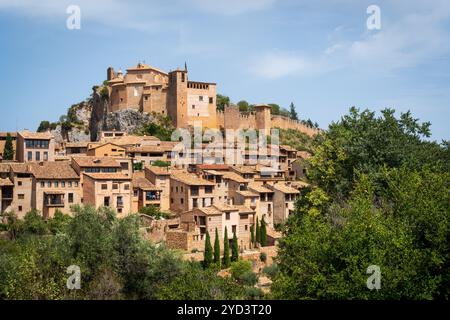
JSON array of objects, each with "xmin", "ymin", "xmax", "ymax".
[
  {"xmin": 262, "ymin": 264, "xmax": 279, "ymax": 279},
  {"xmin": 245, "ymin": 287, "xmax": 264, "ymax": 300},
  {"xmin": 231, "ymin": 260, "xmax": 257, "ymax": 285},
  {"xmin": 259, "ymin": 252, "xmax": 267, "ymax": 263},
  {"xmin": 100, "ymin": 86, "xmax": 109, "ymax": 100},
  {"xmin": 138, "ymin": 205, "xmax": 170, "ymax": 220}
]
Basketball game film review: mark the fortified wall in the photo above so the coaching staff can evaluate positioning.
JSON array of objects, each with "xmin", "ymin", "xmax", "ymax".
[{"xmin": 216, "ymin": 104, "xmax": 320, "ymax": 137}]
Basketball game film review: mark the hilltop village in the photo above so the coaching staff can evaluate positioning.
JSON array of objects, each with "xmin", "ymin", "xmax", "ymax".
[{"xmin": 0, "ymin": 62, "xmax": 316, "ymax": 264}]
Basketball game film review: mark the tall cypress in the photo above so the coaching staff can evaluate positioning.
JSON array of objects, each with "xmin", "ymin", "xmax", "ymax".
[
  {"xmin": 204, "ymin": 231, "xmax": 213, "ymax": 268},
  {"xmin": 3, "ymin": 133, "xmax": 14, "ymax": 160},
  {"xmin": 231, "ymin": 231, "xmax": 239, "ymax": 262},
  {"xmin": 260, "ymin": 218, "xmax": 267, "ymax": 247},
  {"xmin": 250, "ymin": 224, "xmax": 255, "ymax": 248},
  {"xmin": 214, "ymin": 227, "xmax": 221, "ymax": 267},
  {"xmin": 223, "ymin": 227, "xmax": 231, "ymax": 268},
  {"xmin": 255, "ymin": 218, "xmax": 261, "ymax": 246}
]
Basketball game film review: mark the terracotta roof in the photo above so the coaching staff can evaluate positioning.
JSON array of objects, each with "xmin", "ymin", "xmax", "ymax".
[
  {"xmin": 269, "ymin": 183, "xmax": 300, "ymax": 194},
  {"xmin": 102, "ymin": 135, "xmax": 160, "ymax": 147},
  {"xmin": 291, "ymin": 181, "xmax": 310, "ymax": 189},
  {"xmin": 19, "ymin": 131, "xmax": 53, "ymax": 139},
  {"xmin": 66, "ymin": 141, "xmax": 89, "ymax": 148},
  {"xmin": 71, "ymin": 156, "xmax": 121, "ymax": 168},
  {"xmin": 222, "ymin": 172, "xmax": 248, "ymax": 183},
  {"xmin": 236, "ymin": 190, "xmax": 259, "ymax": 197},
  {"xmin": 0, "ymin": 177, "xmax": 13, "ymax": 187},
  {"xmin": 127, "ymin": 145, "xmax": 170, "ymax": 153},
  {"xmin": 145, "ymin": 165, "xmax": 171, "ymax": 175},
  {"xmin": 84, "ymin": 172, "xmax": 131, "ymax": 180},
  {"xmin": 0, "ymin": 163, "xmax": 11, "ymax": 173},
  {"xmin": 280, "ymin": 145, "xmax": 298, "ymax": 152},
  {"xmin": 213, "ymin": 203, "xmax": 239, "ymax": 212},
  {"xmin": 88, "ymin": 142, "xmax": 124, "ymax": 151},
  {"xmin": 196, "ymin": 206, "xmax": 223, "ymax": 216},
  {"xmin": 132, "ymin": 172, "xmax": 161, "ymax": 191},
  {"xmin": 126, "ymin": 63, "xmax": 168, "ymax": 75},
  {"xmin": 196, "ymin": 164, "xmax": 230, "ymax": 171},
  {"xmin": 29, "ymin": 162, "xmax": 79, "ymax": 180},
  {"xmin": 202, "ymin": 170, "xmax": 225, "ymax": 176},
  {"xmin": 232, "ymin": 205, "xmax": 255, "ymax": 214},
  {"xmin": 170, "ymin": 171, "xmax": 214, "ymax": 186},
  {"xmin": 9, "ymin": 163, "xmax": 30, "ymax": 174},
  {"xmin": 248, "ymin": 182, "xmax": 274, "ymax": 193},
  {"xmin": 266, "ymin": 227, "xmax": 282, "ymax": 239},
  {"xmin": 231, "ymin": 166, "xmax": 256, "ymax": 174}
]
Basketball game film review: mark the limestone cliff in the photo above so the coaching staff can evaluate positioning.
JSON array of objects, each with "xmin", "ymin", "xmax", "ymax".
[{"xmin": 39, "ymin": 86, "xmax": 155, "ymax": 143}]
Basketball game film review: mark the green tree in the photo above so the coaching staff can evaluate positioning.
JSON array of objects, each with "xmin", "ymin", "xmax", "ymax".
[
  {"xmin": 3, "ymin": 133, "xmax": 14, "ymax": 160},
  {"xmin": 213, "ymin": 228, "xmax": 221, "ymax": 267},
  {"xmin": 255, "ymin": 218, "xmax": 260, "ymax": 246},
  {"xmin": 260, "ymin": 218, "xmax": 267, "ymax": 247},
  {"xmin": 203, "ymin": 231, "xmax": 213, "ymax": 268},
  {"xmin": 268, "ymin": 103, "xmax": 280, "ymax": 115},
  {"xmin": 250, "ymin": 224, "xmax": 255, "ymax": 247},
  {"xmin": 289, "ymin": 102, "xmax": 298, "ymax": 120},
  {"xmin": 231, "ymin": 232, "xmax": 239, "ymax": 262},
  {"xmin": 223, "ymin": 227, "xmax": 231, "ymax": 268},
  {"xmin": 237, "ymin": 100, "xmax": 250, "ymax": 112},
  {"xmin": 216, "ymin": 94, "xmax": 230, "ymax": 111}
]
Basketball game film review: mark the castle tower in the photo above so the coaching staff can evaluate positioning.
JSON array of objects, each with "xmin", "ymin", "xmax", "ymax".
[
  {"xmin": 167, "ymin": 69, "xmax": 188, "ymax": 128},
  {"xmin": 254, "ymin": 104, "xmax": 272, "ymax": 136},
  {"xmin": 107, "ymin": 67, "xmax": 115, "ymax": 81}
]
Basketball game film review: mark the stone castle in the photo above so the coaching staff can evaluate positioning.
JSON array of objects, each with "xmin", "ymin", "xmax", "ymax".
[{"xmin": 107, "ymin": 62, "xmax": 319, "ymax": 136}]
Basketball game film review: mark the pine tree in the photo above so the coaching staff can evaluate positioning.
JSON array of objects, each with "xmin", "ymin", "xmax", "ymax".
[
  {"xmin": 223, "ymin": 227, "xmax": 231, "ymax": 268},
  {"xmin": 3, "ymin": 133, "xmax": 14, "ymax": 161},
  {"xmin": 214, "ymin": 227, "xmax": 221, "ymax": 267},
  {"xmin": 260, "ymin": 218, "xmax": 267, "ymax": 247},
  {"xmin": 289, "ymin": 102, "xmax": 299, "ymax": 120},
  {"xmin": 231, "ymin": 232, "xmax": 239, "ymax": 262},
  {"xmin": 203, "ymin": 231, "xmax": 213, "ymax": 268},
  {"xmin": 255, "ymin": 218, "xmax": 261, "ymax": 246},
  {"xmin": 250, "ymin": 224, "xmax": 255, "ymax": 248}
]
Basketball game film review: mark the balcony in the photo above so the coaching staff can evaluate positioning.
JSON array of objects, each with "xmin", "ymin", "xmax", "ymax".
[
  {"xmin": 44, "ymin": 192, "xmax": 65, "ymax": 207},
  {"xmin": 145, "ymin": 192, "xmax": 161, "ymax": 201}
]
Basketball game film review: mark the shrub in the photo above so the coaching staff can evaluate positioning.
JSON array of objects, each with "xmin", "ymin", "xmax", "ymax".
[
  {"xmin": 262, "ymin": 264, "xmax": 279, "ymax": 279},
  {"xmin": 259, "ymin": 252, "xmax": 267, "ymax": 263}
]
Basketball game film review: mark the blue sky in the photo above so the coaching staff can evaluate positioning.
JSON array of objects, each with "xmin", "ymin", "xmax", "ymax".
[{"xmin": 0, "ymin": 0, "xmax": 449, "ymax": 141}]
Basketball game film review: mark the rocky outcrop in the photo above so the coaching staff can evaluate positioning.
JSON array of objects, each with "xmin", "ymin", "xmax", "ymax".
[{"xmin": 43, "ymin": 86, "xmax": 155, "ymax": 143}]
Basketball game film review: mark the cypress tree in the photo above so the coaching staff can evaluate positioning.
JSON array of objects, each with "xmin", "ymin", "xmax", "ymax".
[
  {"xmin": 250, "ymin": 224, "xmax": 255, "ymax": 248},
  {"xmin": 223, "ymin": 227, "xmax": 231, "ymax": 268},
  {"xmin": 260, "ymin": 218, "xmax": 267, "ymax": 247},
  {"xmin": 203, "ymin": 231, "xmax": 213, "ymax": 268},
  {"xmin": 3, "ymin": 133, "xmax": 14, "ymax": 160},
  {"xmin": 255, "ymin": 218, "xmax": 261, "ymax": 246},
  {"xmin": 231, "ymin": 232, "xmax": 239, "ymax": 262},
  {"xmin": 214, "ymin": 227, "xmax": 221, "ymax": 267},
  {"xmin": 289, "ymin": 102, "xmax": 299, "ymax": 120}
]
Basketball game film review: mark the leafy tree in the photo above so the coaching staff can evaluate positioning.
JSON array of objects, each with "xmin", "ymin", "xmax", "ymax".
[
  {"xmin": 260, "ymin": 218, "xmax": 267, "ymax": 247},
  {"xmin": 289, "ymin": 102, "xmax": 298, "ymax": 120},
  {"xmin": 138, "ymin": 121, "xmax": 174, "ymax": 141},
  {"xmin": 21, "ymin": 209, "xmax": 48, "ymax": 236},
  {"xmin": 231, "ymin": 260, "xmax": 257, "ymax": 286},
  {"xmin": 3, "ymin": 133, "xmax": 14, "ymax": 160},
  {"xmin": 216, "ymin": 94, "xmax": 230, "ymax": 111},
  {"xmin": 47, "ymin": 210, "xmax": 72, "ymax": 234},
  {"xmin": 213, "ymin": 228, "xmax": 221, "ymax": 267},
  {"xmin": 269, "ymin": 103, "xmax": 280, "ymax": 115},
  {"xmin": 231, "ymin": 232, "xmax": 239, "ymax": 262},
  {"xmin": 223, "ymin": 227, "xmax": 231, "ymax": 268},
  {"xmin": 138, "ymin": 205, "xmax": 170, "ymax": 220},
  {"xmin": 153, "ymin": 160, "xmax": 171, "ymax": 167},
  {"xmin": 237, "ymin": 100, "xmax": 250, "ymax": 112},
  {"xmin": 37, "ymin": 121, "xmax": 51, "ymax": 132},
  {"xmin": 203, "ymin": 231, "xmax": 213, "ymax": 268}
]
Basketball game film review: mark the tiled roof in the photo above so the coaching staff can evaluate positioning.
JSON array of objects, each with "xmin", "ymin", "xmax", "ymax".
[
  {"xmin": 9, "ymin": 163, "xmax": 30, "ymax": 174},
  {"xmin": 280, "ymin": 145, "xmax": 298, "ymax": 152},
  {"xmin": 222, "ymin": 172, "xmax": 248, "ymax": 183},
  {"xmin": 65, "ymin": 141, "xmax": 89, "ymax": 148},
  {"xmin": 248, "ymin": 182, "xmax": 274, "ymax": 193},
  {"xmin": 231, "ymin": 166, "xmax": 256, "ymax": 174},
  {"xmin": 88, "ymin": 142, "xmax": 124, "ymax": 151},
  {"xmin": 170, "ymin": 171, "xmax": 215, "ymax": 186},
  {"xmin": 236, "ymin": 190, "xmax": 259, "ymax": 197},
  {"xmin": 132, "ymin": 171, "xmax": 161, "ymax": 191},
  {"xmin": 29, "ymin": 162, "xmax": 80, "ymax": 180},
  {"xmin": 84, "ymin": 172, "xmax": 131, "ymax": 180},
  {"xmin": 232, "ymin": 205, "xmax": 255, "ymax": 214},
  {"xmin": 145, "ymin": 165, "xmax": 171, "ymax": 175},
  {"xmin": 269, "ymin": 183, "xmax": 300, "ymax": 194},
  {"xmin": 0, "ymin": 177, "xmax": 13, "ymax": 187},
  {"xmin": 196, "ymin": 164, "xmax": 230, "ymax": 171},
  {"xmin": 19, "ymin": 130, "xmax": 53, "ymax": 139},
  {"xmin": 71, "ymin": 156, "xmax": 122, "ymax": 168},
  {"xmin": 196, "ymin": 206, "xmax": 223, "ymax": 216},
  {"xmin": 202, "ymin": 170, "xmax": 225, "ymax": 176},
  {"xmin": 0, "ymin": 163, "xmax": 11, "ymax": 173}
]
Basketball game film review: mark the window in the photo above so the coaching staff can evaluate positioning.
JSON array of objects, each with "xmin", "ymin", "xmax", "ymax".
[
  {"xmin": 75, "ymin": 182, "xmax": 78, "ymax": 187},
  {"xmin": 181, "ymin": 198, "xmax": 184, "ymax": 204},
  {"xmin": 68, "ymin": 181, "xmax": 72, "ymax": 187},
  {"xmin": 43, "ymin": 152, "xmax": 48, "ymax": 161},
  {"xmin": 18, "ymin": 181, "xmax": 22, "ymax": 186},
  {"xmin": 27, "ymin": 151, "xmax": 32, "ymax": 161},
  {"xmin": 104, "ymin": 196, "xmax": 110, "ymax": 207},
  {"xmin": 199, "ymin": 96, "xmax": 203, "ymax": 101},
  {"xmin": 192, "ymin": 105, "xmax": 195, "ymax": 109},
  {"xmin": 171, "ymin": 198, "xmax": 174, "ymax": 204},
  {"xmin": 54, "ymin": 181, "xmax": 58, "ymax": 187},
  {"xmin": 101, "ymin": 184, "xmax": 108, "ymax": 190},
  {"xmin": 18, "ymin": 206, "xmax": 22, "ymax": 212},
  {"xmin": 61, "ymin": 181, "xmax": 65, "ymax": 187},
  {"xmin": 205, "ymin": 186, "xmax": 213, "ymax": 194},
  {"xmin": 47, "ymin": 181, "xmax": 51, "ymax": 187},
  {"xmin": 245, "ymin": 225, "xmax": 248, "ymax": 231},
  {"xmin": 232, "ymin": 225, "xmax": 237, "ymax": 234},
  {"xmin": 18, "ymin": 194, "xmax": 24, "ymax": 200},
  {"xmin": 225, "ymin": 212, "xmax": 230, "ymax": 220},
  {"xmin": 193, "ymin": 198, "xmax": 198, "ymax": 208},
  {"xmin": 134, "ymin": 190, "xmax": 138, "ymax": 197},
  {"xmin": 68, "ymin": 193, "xmax": 74, "ymax": 203},
  {"xmin": 40, "ymin": 181, "xmax": 45, "ymax": 188},
  {"xmin": 209, "ymin": 97, "xmax": 213, "ymax": 104},
  {"xmin": 124, "ymin": 184, "xmax": 130, "ymax": 190}
]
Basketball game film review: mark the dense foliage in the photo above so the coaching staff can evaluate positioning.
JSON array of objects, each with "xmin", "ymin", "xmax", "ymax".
[
  {"xmin": 0, "ymin": 206, "xmax": 252, "ymax": 300},
  {"xmin": 272, "ymin": 107, "xmax": 450, "ymax": 300}
]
